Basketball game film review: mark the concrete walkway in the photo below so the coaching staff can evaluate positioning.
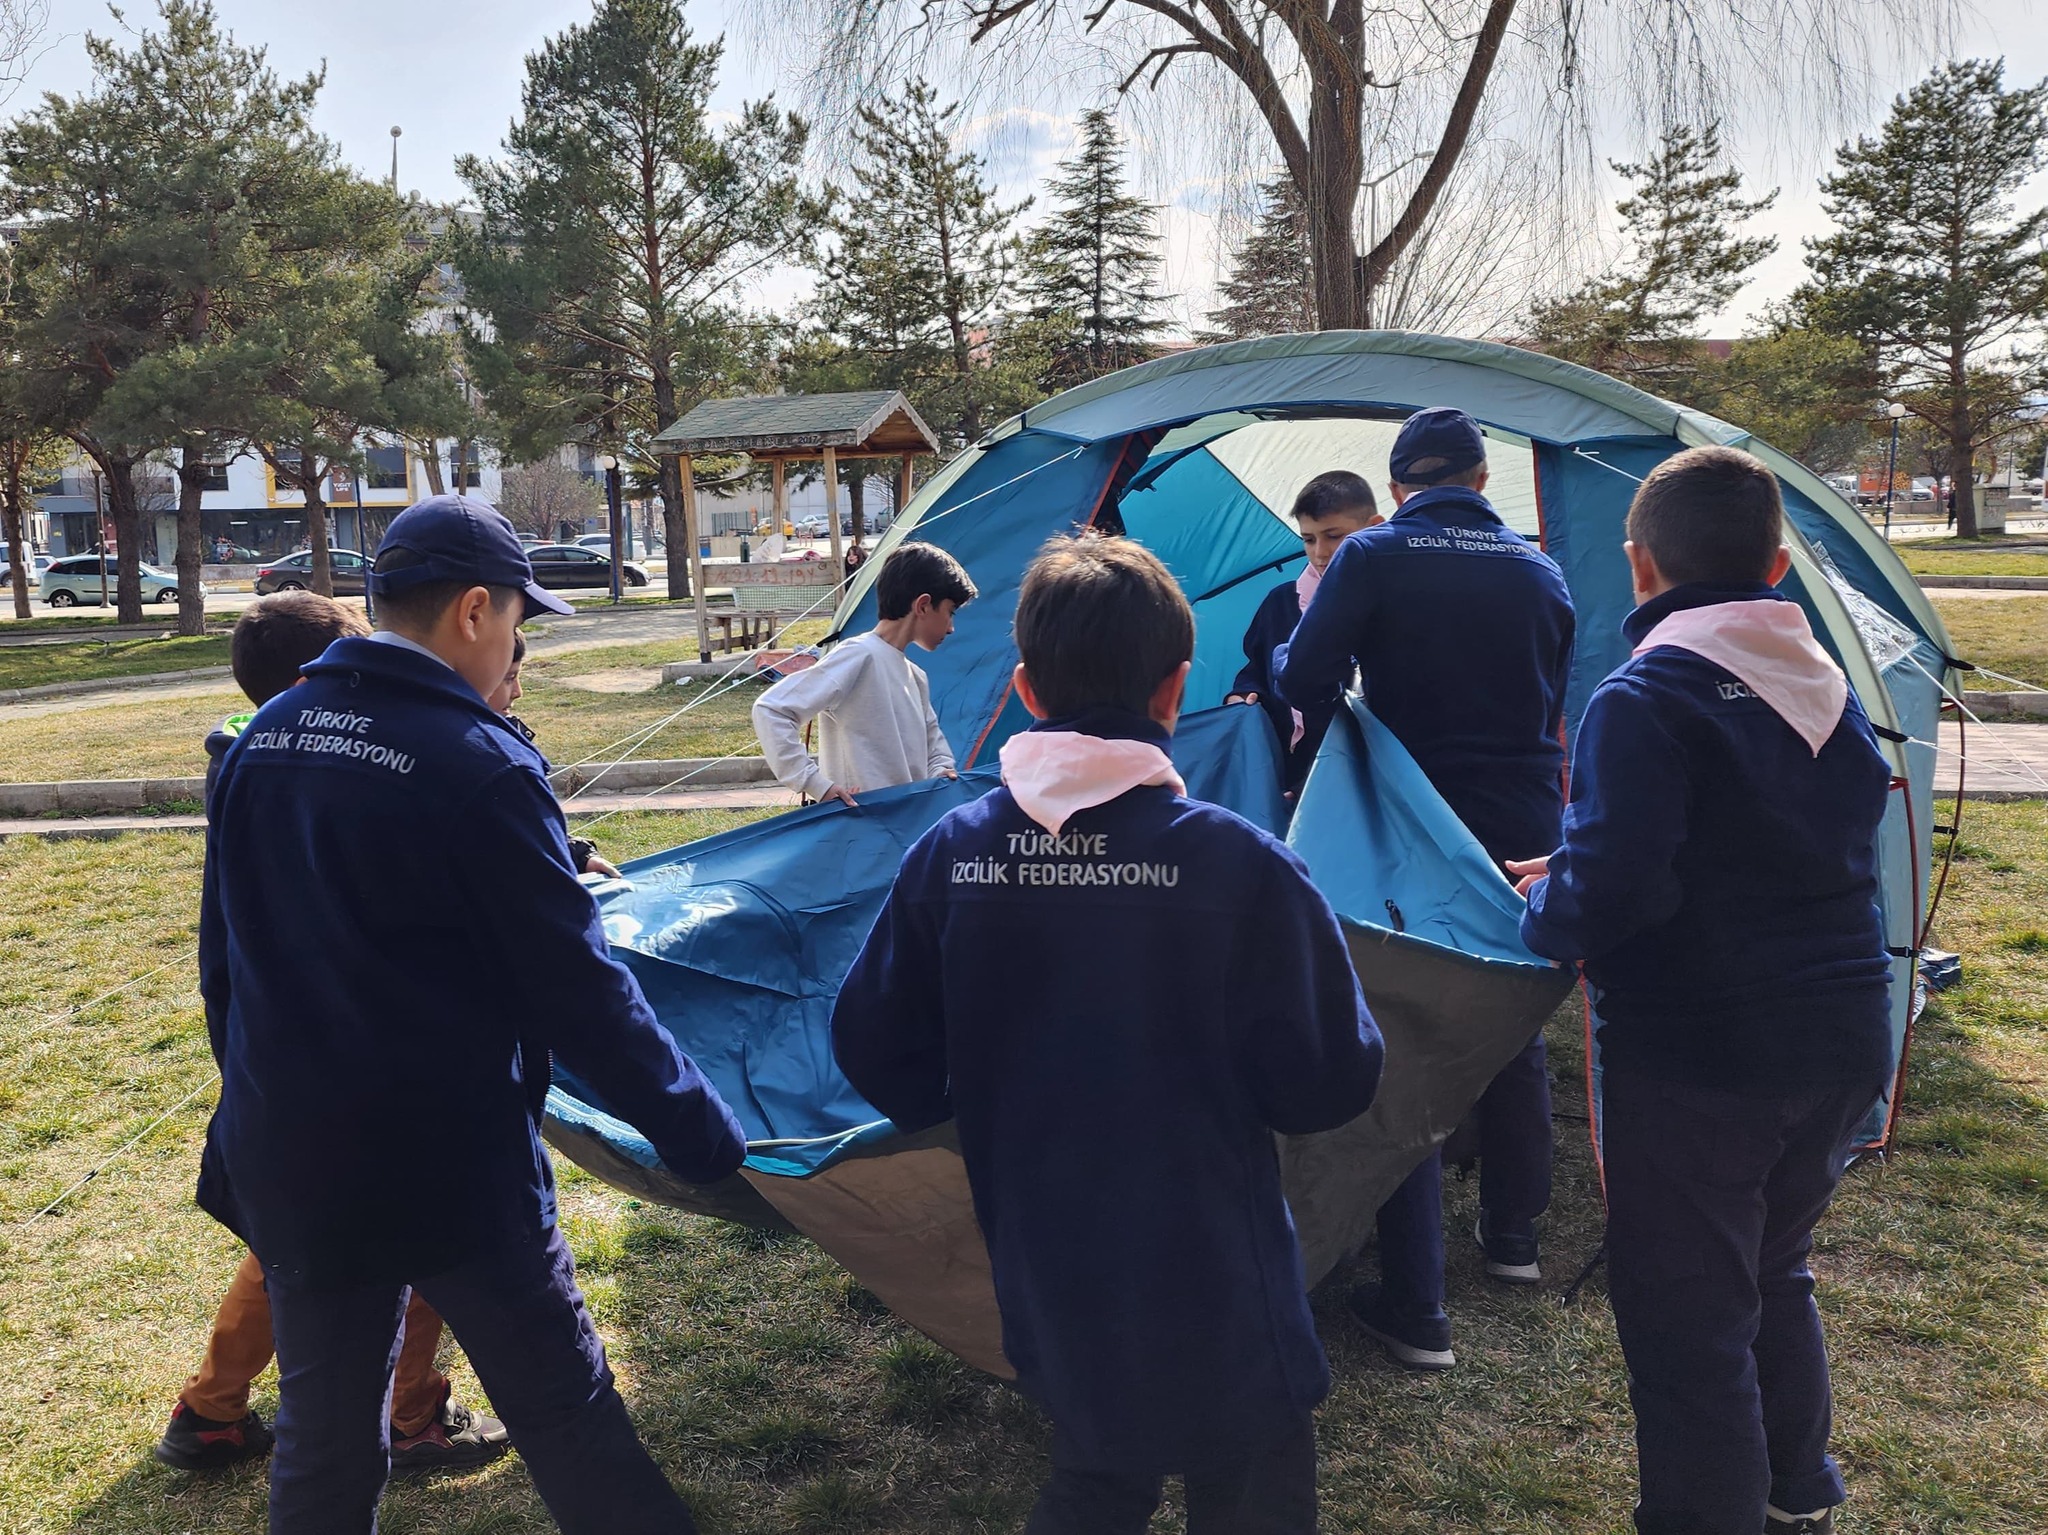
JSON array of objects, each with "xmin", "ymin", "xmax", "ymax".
[
  {"xmin": 0, "ymin": 781, "xmax": 799, "ymax": 840},
  {"xmin": 1942, "ymin": 720, "xmax": 2048, "ymax": 797}
]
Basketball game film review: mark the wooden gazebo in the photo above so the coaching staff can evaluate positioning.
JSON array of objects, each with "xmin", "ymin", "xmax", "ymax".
[{"xmin": 651, "ymin": 389, "xmax": 942, "ymax": 660}]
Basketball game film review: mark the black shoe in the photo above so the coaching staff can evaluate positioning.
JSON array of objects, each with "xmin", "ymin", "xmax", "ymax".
[
  {"xmin": 1475, "ymin": 1209, "xmax": 1542, "ymax": 1285},
  {"xmin": 1764, "ymin": 1509, "xmax": 1835, "ymax": 1534},
  {"xmin": 154, "ymin": 1402, "xmax": 275, "ymax": 1470},
  {"xmin": 1347, "ymin": 1284, "xmax": 1455, "ymax": 1370},
  {"xmin": 389, "ymin": 1397, "xmax": 511, "ymax": 1476}
]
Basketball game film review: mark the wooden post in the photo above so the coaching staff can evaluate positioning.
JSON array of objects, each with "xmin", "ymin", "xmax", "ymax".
[
  {"xmin": 897, "ymin": 455, "xmax": 914, "ymax": 522},
  {"xmin": 823, "ymin": 445, "xmax": 844, "ymax": 569},
  {"xmin": 771, "ymin": 457, "xmax": 787, "ymax": 539},
  {"xmin": 678, "ymin": 453, "xmax": 710, "ymax": 664}
]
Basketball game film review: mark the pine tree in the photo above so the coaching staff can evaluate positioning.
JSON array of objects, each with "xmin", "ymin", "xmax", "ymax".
[
  {"xmin": 1205, "ymin": 179, "xmax": 1315, "ymax": 341},
  {"xmin": 1528, "ymin": 122, "xmax": 1776, "ymax": 385},
  {"xmin": 1022, "ymin": 109, "xmax": 1166, "ymax": 387},
  {"xmin": 456, "ymin": 0, "xmax": 818, "ymax": 598},
  {"xmin": 813, "ymin": 79, "xmax": 1033, "ymax": 446},
  {"xmin": 1797, "ymin": 59, "xmax": 2048, "ymax": 538}
]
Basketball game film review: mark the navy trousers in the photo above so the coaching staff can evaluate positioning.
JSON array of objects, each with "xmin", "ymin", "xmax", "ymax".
[
  {"xmin": 1603, "ymin": 1068, "xmax": 1877, "ymax": 1535},
  {"xmin": 1025, "ymin": 1413, "xmax": 1319, "ymax": 1535},
  {"xmin": 263, "ymin": 1222, "xmax": 694, "ymax": 1535},
  {"xmin": 1378, "ymin": 1029, "xmax": 1553, "ymax": 1319}
]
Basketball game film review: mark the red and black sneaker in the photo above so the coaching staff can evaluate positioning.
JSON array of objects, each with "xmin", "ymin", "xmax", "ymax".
[
  {"xmin": 389, "ymin": 1397, "xmax": 510, "ymax": 1476},
  {"xmin": 154, "ymin": 1401, "xmax": 275, "ymax": 1471}
]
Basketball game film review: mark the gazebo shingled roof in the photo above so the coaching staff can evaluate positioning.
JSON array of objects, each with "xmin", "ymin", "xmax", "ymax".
[{"xmin": 651, "ymin": 389, "xmax": 939, "ymax": 458}]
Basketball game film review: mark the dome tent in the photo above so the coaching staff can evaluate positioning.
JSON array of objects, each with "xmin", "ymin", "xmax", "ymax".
[{"xmin": 544, "ymin": 332, "xmax": 1956, "ymax": 1373}]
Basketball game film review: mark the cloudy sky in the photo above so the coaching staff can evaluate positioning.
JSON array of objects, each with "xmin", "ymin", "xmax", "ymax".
[{"xmin": 10, "ymin": 0, "xmax": 2047, "ymax": 336}]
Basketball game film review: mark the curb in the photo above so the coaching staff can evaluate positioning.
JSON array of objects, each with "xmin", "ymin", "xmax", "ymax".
[
  {"xmin": 1918, "ymin": 575, "xmax": 2048, "ymax": 590},
  {"xmin": 0, "ymin": 756, "xmax": 776, "ymax": 816},
  {"xmin": 1961, "ymin": 690, "xmax": 2048, "ymax": 720},
  {"xmin": 0, "ymin": 665, "xmax": 232, "ymax": 704}
]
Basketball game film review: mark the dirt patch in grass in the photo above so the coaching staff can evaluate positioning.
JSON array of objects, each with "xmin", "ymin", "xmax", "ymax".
[
  {"xmin": 3, "ymin": 805, "xmax": 2045, "ymax": 1532},
  {"xmin": 1928, "ymin": 594, "xmax": 2048, "ymax": 690}
]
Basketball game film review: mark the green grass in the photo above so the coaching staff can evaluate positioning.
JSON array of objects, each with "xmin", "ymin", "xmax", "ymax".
[
  {"xmin": 0, "ymin": 634, "xmax": 231, "ymax": 693},
  {"xmin": 0, "ymin": 672, "xmax": 769, "ymax": 784},
  {"xmin": 3, "ymin": 803, "xmax": 2046, "ymax": 1531},
  {"xmin": 1928, "ymin": 594, "xmax": 2048, "ymax": 690},
  {"xmin": 1894, "ymin": 537, "xmax": 2048, "ymax": 578}
]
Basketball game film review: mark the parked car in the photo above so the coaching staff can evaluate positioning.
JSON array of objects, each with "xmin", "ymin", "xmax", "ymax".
[
  {"xmin": 41, "ymin": 556, "xmax": 200, "ymax": 607},
  {"xmin": 0, "ymin": 551, "xmax": 53, "ymax": 586},
  {"xmin": 526, "ymin": 543, "xmax": 649, "ymax": 589},
  {"xmin": 254, "ymin": 549, "xmax": 369, "ymax": 597},
  {"xmin": 209, "ymin": 542, "xmax": 262, "ymax": 562}
]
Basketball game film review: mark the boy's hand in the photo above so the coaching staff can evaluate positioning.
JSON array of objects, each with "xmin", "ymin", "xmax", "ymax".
[
  {"xmin": 1504, "ymin": 856, "xmax": 1550, "ymax": 897},
  {"xmin": 938, "ymin": 768, "xmax": 958, "ymax": 779},
  {"xmin": 1225, "ymin": 692, "xmax": 1258, "ymax": 706},
  {"xmin": 585, "ymin": 855, "xmax": 623, "ymax": 879},
  {"xmin": 820, "ymin": 784, "xmax": 860, "ymax": 807}
]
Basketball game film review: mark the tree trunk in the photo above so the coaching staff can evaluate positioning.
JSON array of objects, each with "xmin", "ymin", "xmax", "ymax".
[
  {"xmin": 176, "ymin": 448, "xmax": 210, "ymax": 637},
  {"xmin": 305, "ymin": 469, "xmax": 334, "ymax": 596},
  {"xmin": 1305, "ymin": 52, "xmax": 1366, "ymax": 330},
  {"xmin": 658, "ymin": 456, "xmax": 692, "ymax": 601},
  {"xmin": 848, "ymin": 473, "xmax": 867, "ymax": 545},
  {"xmin": 416, "ymin": 439, "xmax": 446, "ymax": 496},
  {"xmin": 3, "ymin": 450, "xmax": 30, "ymax": 621},
  {"xmin": 1948, "ymin": 366, "xmax": 1978, "ymax": 539},
  {"xmin": 102, "ymin": 459, "xmax": 145, "ymax": 623}
]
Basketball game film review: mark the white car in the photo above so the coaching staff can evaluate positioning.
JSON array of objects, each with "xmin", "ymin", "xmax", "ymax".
[
  {"xmin": 40, "ymin": 556, "xmax": 202, "ymax": 606},
  {"xmin": 0, "ymin": 551, "xmax": 53, "ymax": 586}
]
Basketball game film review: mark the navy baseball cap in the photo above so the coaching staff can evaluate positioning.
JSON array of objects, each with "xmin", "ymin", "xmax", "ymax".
[
  {"xmin": 1388, "ymin": 407, "xmax": 1488, "ymax": 485},
  {"xmin": 370, "ymin": 495, "xmax": 573, "ymax": 619}
]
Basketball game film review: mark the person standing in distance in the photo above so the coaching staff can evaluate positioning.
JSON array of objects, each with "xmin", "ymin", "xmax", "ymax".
[
  {"xmin": 1275, "ymin": 407, "xmax": 1576, "ymax": 1370},
  {"xmin": 199, "ymin": 495, "xmax": 746, "ymax": 1534}
]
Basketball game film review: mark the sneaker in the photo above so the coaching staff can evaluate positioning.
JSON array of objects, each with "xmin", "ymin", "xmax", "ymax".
[
  {"xmin": 389, "ymin": 1397, "xmax": 511, "ymax": 1476},
  {"xmin": 1475, "ymin": 1210, "xmax": 1542, "ymax": 1285},
  {"xmin": 154, "ymin": 1402, "xmax": 274, "ymax": 1470},
  {"xmin": 1764, "ymin": 1509, "xmax": 1835, "ymax": 1534},
  {"xmin": 1348, "ymin": 1284, "xmax": 1455, "ymax": 1370}
]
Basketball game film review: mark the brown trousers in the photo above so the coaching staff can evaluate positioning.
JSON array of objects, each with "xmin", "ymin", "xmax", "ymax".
[{"xmin": 180, "ymin": 1249, "xmax": 450, "ymax": 1436}]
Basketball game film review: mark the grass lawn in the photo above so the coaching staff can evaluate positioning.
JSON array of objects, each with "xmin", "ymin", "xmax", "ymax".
[
  {"xmin": 0, "ymin": 672, "xmax": 768, "ymax": 783},
  {"xmin": 1928, "ymin": 594, "xmax": 2048, "ymax": 690},
  {"xmin": 1893, "ymin": 537, "xmax": 2048, "ymax": 579},
  {"xmin": 3, "ymin": 802, "xmax": 2045, "ymax": 1532},
  {"xmin": 0, "ymin": 635, "xmax": 231, "ymax": 694}
]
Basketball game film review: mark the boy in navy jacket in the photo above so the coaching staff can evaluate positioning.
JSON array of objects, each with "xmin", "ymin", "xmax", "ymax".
[
  {"xmin": 1276, "ymin": 407, "xmax": 1576, "ymax": 1369},
  {"xmin": 833, "ymin": 535, "xmax": 1383, "ymax": 1534},
  {"xmin": 1513, "ymin": 447, "xmax": 1893, "ymax": 1535},
  {"xmin": 1226, "ymin": 470, "xmax": 1382, "ymax": 791},
  {"xmin": 200, "ymin": 497, "xmax": 745, "ymax": 1535}
]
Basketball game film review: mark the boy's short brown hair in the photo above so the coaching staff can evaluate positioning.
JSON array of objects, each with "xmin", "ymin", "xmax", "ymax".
[
  {"xmin": 231, "ymin": 591, "xmax": 370, "ymax": 706},
  {"xmin": 1292, "ymin": 470, "xmax": 1378, "ymax": 523},
  {"xmin": 875, "ymin": 542, "xmax": 978, "ymax": 620},
  {"xmin": 1014, "ymin": 534, "xmax": 1193, "ymax": 718},
  {"xmin": 1626, "ymin": 446, "xmax": 1785, "ymax": 587}
]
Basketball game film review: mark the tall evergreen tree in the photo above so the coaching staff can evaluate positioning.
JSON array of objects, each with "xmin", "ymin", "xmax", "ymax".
[
  {"xmin": 1798, "ymin": 59, "xmax": 2048, "ymax": 538},
  {"xmin": 1205, "ymin": 180, "xmax": 1315, "ymax": 341},
  {"xmin": 1529, "ymin": 123, "xmax": 1776, "ymax": 387},
  {"xmin": 813, "ymin": 80, "xmax": 1033, "ymax": 446},
  {"xmin": 456, "ymin": 0, "xmax": 817, "ymax": 599},
  {"xmin": 1022, "ymin": 109, "xmax": 1166, "ymax": 387}
]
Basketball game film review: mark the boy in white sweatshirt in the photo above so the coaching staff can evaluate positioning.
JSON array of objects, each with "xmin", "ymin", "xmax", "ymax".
[{"xmin": 752, "ymin": 542, "xmax": 978, "ymax": 805}]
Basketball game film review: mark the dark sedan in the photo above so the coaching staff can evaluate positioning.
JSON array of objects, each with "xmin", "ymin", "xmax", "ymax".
[
  {"xmin": 254, "ymin": 550, "xmax": 368, "ymax": 597},
  {"xmin": 525, "ymin": 543, "xmax": 649, "ymax": 589}
]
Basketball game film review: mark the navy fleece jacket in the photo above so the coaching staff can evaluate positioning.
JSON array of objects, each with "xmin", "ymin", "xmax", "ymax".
[
  {"xmin": 1231, "ymin": 579, "xmax": 1335, "ymax": 791},
  {"xmin": 831, "ymin": 709, "xmax": 1382, "ymax": 1470},
  {"xmin": 1274, "ymin": 485, "xmax": 1575, "ymax": 861},
  {"xmin": 1520, "ymin": 585, "xmax": 1894, "ymax": 1095},
  {"xmin": 198, "ymin": 636, "xmax": 745, "ymax": 1286}
]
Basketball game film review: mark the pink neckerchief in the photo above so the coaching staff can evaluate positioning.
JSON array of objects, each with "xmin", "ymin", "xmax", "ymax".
[
  {"xmin": 1633, "ymin": 599, "xmax": 1848, "ymax": 755},
  {"xmin": 999, "ymin": 730, "xmax": 1186, "ymax": 836},
  {"xmin": 1282, "ymin": 563, "xmax": 1325, "ymax": 746}
]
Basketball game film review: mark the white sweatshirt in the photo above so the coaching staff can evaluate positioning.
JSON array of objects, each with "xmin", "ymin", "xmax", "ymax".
[{"xmin": 751, "ymin": 631, "xmax": 956, "ymax": 799}]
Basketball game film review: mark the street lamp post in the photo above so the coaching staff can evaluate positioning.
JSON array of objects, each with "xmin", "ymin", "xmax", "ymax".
[
  {"xmin": 601, "ymin": 453, "xmax": 623, "ymax": 606},
  {"xmin": 90, "ymin": 467, "xmax": 108, "ymax": 609},
  {"xmin": 1882, "ymin": 401, "xmax": 1908, "ymax": 539},
  {"xmin": 352, "ymin": 464, "xmax": 374, "ymax": 625}
]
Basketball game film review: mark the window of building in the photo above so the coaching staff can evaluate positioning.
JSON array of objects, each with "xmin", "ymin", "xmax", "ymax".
[
  {"xmin": 450, "ymin": 444, "xmax": 483, "ymax": 490},
  {"xmin": 197, "ymin": 460, "xmax": 229, "ymax": 492},
  {"xmin": 270, "ymin": 448, "xmax": 304, "ymax": 484},
  {"xmin": 366, "ymin": 443, "xmax": 409, "ymax": 491}
]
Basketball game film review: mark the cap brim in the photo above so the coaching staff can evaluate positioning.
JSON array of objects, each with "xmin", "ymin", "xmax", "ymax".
[{"xmin": 523, "ymin": 582, "xmax": 576, "ymax": 618}]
